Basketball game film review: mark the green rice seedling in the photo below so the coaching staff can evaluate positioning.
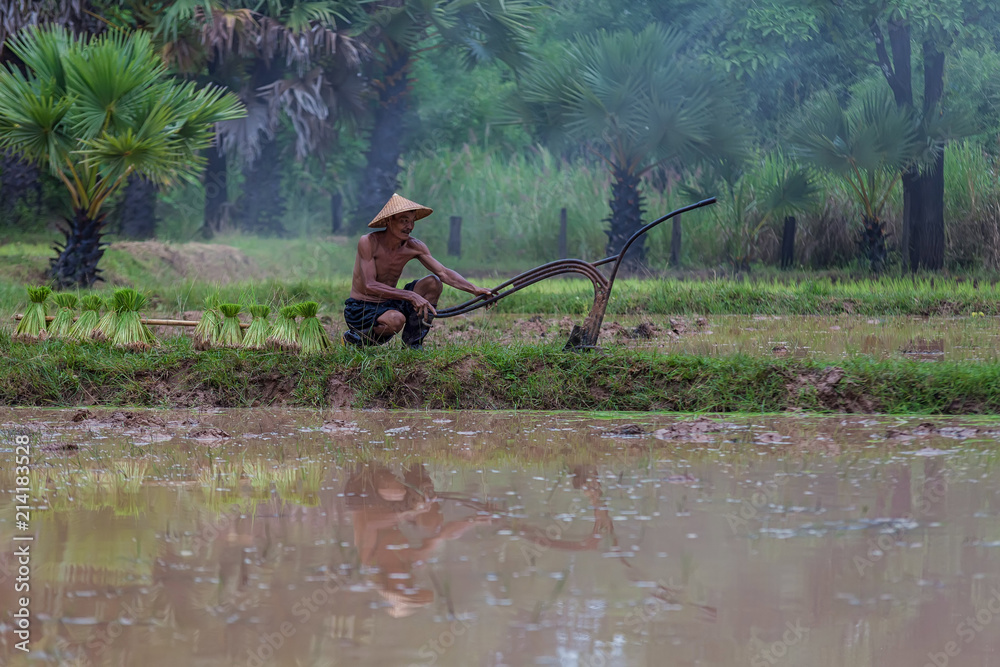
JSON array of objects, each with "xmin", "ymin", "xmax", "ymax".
[
  {"xmin": 92, "ymin": 296, "xmax": 119, "ymax": 341},
  {"xmin": 69, "ymin": 295, "xmax": 102, "ymax": 342},
  {"xmin": 266, "ymin": 305, "xmax": 300, "ymax": 352},
  {"xmin": 193, "ymin": 295, "xmax": 221, "ymax": 351},
  {"xmin": 297, "ymin": 301, "xmax": 331, "ymax": 354},
  {"xmin": 47, "ymin": 293, "xmax": 78, "ymax": 338},
  {"xmin": 218, "ymin": 303, "xmax": 244, "ymax": 348},
  {"xmin": 14, "ymin": 285, "xmax": 51, "ymax": 342},
  {"xmin": 242, "ymin": 304, "xmax": 271, "ymax": 350},
  {"xmin": 243, "ymin": 459, "xmax": 273, "ymax": 496},
  {"xmin": 111, "ymin": 288, "xmax": 159, "ymax": 351}
]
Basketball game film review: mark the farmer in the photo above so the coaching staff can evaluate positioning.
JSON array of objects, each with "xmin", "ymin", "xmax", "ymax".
[
  {"xmin": 344, "ymin": 463, "xmax": 493, "ymax": 617},
  {"xmin": 343, "ymin": 193, "xmax": 494, "ymax": 349}
]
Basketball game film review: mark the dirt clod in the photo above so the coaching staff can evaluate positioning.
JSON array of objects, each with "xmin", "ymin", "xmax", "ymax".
[
  {"xmin": 604, "ymin": 424, "xmax": 646, "ymax": 436},
  {"xmin": 653, "ymin": 417, "xmax": 736, "ymax": 442},
  {"xmin": 189, "ymin": 427, "xmax": 230, "ymax": 440}
]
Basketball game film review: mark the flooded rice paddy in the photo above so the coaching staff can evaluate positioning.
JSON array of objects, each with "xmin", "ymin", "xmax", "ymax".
[
  {"xmin": 2, "ymin": 409, "xmax": 1000, "ymax": 666},
  {"xmin": 434, "ymin": 313, "xmax": 1000, "ymax": 362}
]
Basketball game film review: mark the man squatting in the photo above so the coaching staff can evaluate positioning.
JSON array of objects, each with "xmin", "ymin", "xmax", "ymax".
[{"xmin": 343, "ymin": 194, "xmax": 494, "ymax": 349}]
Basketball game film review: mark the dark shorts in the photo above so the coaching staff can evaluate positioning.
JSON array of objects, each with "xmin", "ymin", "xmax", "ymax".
[{"xmin": 343, "ymin": 279, "xmax": 420, "ymax": 340}]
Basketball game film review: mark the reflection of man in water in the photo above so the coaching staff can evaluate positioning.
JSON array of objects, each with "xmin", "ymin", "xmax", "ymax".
[{"xmin": 344, "ymin": 464, "xmax": 489, "ymax": 617}]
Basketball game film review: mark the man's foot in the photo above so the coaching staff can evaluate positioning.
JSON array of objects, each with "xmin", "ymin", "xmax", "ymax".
[
  {"xmin": 402, "ymin": 311, "xmax": 432, "ymax": 349},
  {"xmin": 342, "ymin": 329, "xmax": 365, "ymax": 347}
]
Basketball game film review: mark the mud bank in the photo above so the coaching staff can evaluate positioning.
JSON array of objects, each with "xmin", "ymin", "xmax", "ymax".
[{"xmin": 2, "ymin": 335, "xmax": 999, "ymax": 413}]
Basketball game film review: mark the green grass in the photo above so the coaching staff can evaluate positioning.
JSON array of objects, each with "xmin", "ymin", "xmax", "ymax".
[
  {"xmin": 2, "ymin": 332, "xmax": 1000, "ymax": 413},
  {"xmin": 6, "ymin": 269, "xmax": 1000, "ymax": 327}
]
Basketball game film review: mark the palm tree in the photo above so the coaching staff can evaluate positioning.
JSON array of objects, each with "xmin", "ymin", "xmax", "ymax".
[
  {"xmin": 153, "ymin": 0, "xmax": 365, "ymax": 236},
  {"xmin": 510, "ymin": 25, "xmax": 748, "ymax": 268},
  {"xmin": 0, "ymin": 25, "xmax": 245, "ymax": 287},
  {"xmin": 1, "ymin": 0, "xmax": 106, "ymax": 232},
  {"xmin": 352, "ymin": 0, "xmax": 534, "ymax": 227},
  {"xmin": 790, "ymin": 86, "xmax": 923, "ymax": 273}
]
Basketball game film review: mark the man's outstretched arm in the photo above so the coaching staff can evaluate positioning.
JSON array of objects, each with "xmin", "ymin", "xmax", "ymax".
[{"xmin": 415, "ymin": 241, "xmax": 494, "ymax": 297}]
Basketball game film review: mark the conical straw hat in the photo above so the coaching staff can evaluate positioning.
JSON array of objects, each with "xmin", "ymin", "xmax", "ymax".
[{"xmin": 368, "ymin": 193, "xmax": 433, "ymax": 229}]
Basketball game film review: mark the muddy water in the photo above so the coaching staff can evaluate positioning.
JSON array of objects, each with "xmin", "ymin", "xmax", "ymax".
[
  {"xmin": 2, "ymin": 409, "xmax": 1000, "ymax": 667},
  {"xmin": 433, "ymin": 313, "xmax": 1000, "ymax": 362}
]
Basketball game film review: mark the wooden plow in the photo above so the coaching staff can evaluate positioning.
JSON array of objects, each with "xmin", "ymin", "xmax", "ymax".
[{"xmin": 435, "ymin": 197, "xmax": 717, "ymax": 350}]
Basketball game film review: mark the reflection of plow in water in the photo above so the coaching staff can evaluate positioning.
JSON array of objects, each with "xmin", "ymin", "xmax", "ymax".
[
  {"xmin": 434, "ymin": 489, "xmax": 718, "ymax": 623},
  {"xmin": 434, "ymin": 198, "xmax": 717, "ymax": 350}
]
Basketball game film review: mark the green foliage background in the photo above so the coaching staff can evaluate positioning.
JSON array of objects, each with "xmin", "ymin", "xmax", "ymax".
[{"xmin": 4, "ymin": 0, "xmax": 1000, "ymax": 274}]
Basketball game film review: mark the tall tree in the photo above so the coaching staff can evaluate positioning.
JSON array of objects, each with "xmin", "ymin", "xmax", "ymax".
[
  {"xmin": 0, "ymin": 26, "xmax": 244, "ymax": 287},
  {"xmin": 716, "ymin": 0, "xmax": 994, "ymax": 270},
  {"xmin": 860, "ymin": 2, "xmax": 983, "ymax": 270},
  {"xmin": 352, "ymin": 0, "xmax": 534, "ymax": 228},
  {"xmin": 510, "ymin": 26, "xmax": 748, "ymax": 268},
  {"xmin": 1, "ymin": 0, "xmax": 107, "ymax": 231},
  {"xmin": 153, "ymin": 0, "xmax": 364, "ymax": 236},
  {"xmin": 791, "ymin": 87, "xmax": 924, "ymax": 273}
]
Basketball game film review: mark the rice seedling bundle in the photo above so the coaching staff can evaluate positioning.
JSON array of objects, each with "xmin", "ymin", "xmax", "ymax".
[
  {"xmin": 242, "ymin": 304, "xmax": 271, "ymax": 350},
  {"xmin": 92, "ymin": 296, "xmax": 119, "ymax": 341},
  {"xmin": 111, "ymin": 288, "xmax": 159, "ymax": 351},
  {"xmin": 297, "ymin": 301, "xmax": 331, "ymax": 354},
  {"xmin": 193, "ymin": 296, "xmax": 222, "ymax": 350},
  {"xmin": 218, "ymin": 303, "xmax": 244, "ymax": 348},
  {"xmin": 69, "ymin": 295, "xmax": 102, "ymax": 341},
  {"xmin": 267, "ymin": 305, "xmax": 301, "ymax": 352},
  {"xmin": 14, "ymin": 285, "xmax": 51, "ymax": 342},
  {"xmin": 48, "ymin": 293, "xmax": 78, "ymax": 338}
]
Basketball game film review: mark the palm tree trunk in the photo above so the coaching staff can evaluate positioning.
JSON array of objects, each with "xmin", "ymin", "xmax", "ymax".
[
  {"xmin": 0, "ymin": 149, "xmax": 42, "ymax": 224},
  {"xmin": 355, "ymin": 49, "xmax": 411, "ymax": 229},
  {"xmin": 911, "ymin": 42, "xmax": 946, "ymax": 271},
  {"xmin": 238, "ymin": 138, "xmax": 286, "ymax": 235},
  {"xmin": 117, "ymin": 173, "xmax": 158, "ymax": 240},
  {"xmin": 50, "ymin": 209, "xmax": 107, "ymax": 288},
  {"xmin": 914, "ymin": 151, "xmax": 945, "ymax": 270},
  {"xmin": 203, "ymin": 144, "xmax": 228, "ymax": 238},
  {"xmin": 606, "ymin": 164, "xmax": 646, "ymax": 269},
  {"xmin": 861, "ymin": 215, "xmax": 887, "ymax": 274}
]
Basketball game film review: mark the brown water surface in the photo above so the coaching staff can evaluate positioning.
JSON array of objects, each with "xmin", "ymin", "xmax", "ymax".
[{"xmin": 1, "ymin": 409, "xmax": 1000, "ymax": 666}]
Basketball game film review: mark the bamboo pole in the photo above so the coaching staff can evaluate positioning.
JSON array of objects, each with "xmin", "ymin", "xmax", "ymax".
[{"xmin": 13, "ymin": 314, "xmax": 251, "ymax": 329}]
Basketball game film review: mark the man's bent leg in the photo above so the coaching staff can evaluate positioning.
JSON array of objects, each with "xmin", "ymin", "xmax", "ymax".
[
  {"xmin": 402, "ymin": 276, "xmax": 442, "ymax": 349},
  {"xmin": 370, "ymin": 310, "xmax": 406, "ymax": 342}
]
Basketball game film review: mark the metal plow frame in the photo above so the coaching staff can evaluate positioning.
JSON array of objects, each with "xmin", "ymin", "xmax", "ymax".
[{"xmin": 434, "ymin": 197, "xmax": 717, "ymax": 350}]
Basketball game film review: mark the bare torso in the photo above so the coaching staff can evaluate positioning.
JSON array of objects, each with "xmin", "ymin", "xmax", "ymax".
[{"xmin": 349, "ymin": 231, "xmax": 424, "ymax": 302}]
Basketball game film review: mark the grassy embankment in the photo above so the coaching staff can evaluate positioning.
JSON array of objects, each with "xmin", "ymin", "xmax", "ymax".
[
  {"xmin": 3, "ymin": 333, "xmax": 1000, "ymax": 413},
  {"xmin": 6, "ymin": 237, "xmax": 1000, "ymax": 413}
]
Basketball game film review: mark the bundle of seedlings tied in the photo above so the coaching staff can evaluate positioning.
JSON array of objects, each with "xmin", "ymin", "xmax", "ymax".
[
  {"xmin": 242, "ymin": 304, "xmax": 271, "ymax": 350},
  {"xmin": 266, "ymin": 305, "xmax": 300, "ymax": 352},
  {"xmin": 112, "ymin": 288, "xmax": 159, "ymax": 351},
  {"xmin": 69, "ymin": 295, "xmax": 103, "ymax": 342},
  {"xmin": 193, "ymin": 296, "xmax": 221, "ymax": 350},
  {"xmin": 218, "ymin": 303, "xmax": 244, "ymax": 348},
  {"xmin": 92, "ymin": 296, "xmax": 119, "ymax": 341},
  {"xmin": 47, "ymin": 293, "xmax": 78, "ymax": 338},
  {"xmin": 14, "ymin": 285, "xmax": 51, "ymax": 342},
  {"xmin": 296, "ymin": 301, "xmax": 331, "ymax": 354}
]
